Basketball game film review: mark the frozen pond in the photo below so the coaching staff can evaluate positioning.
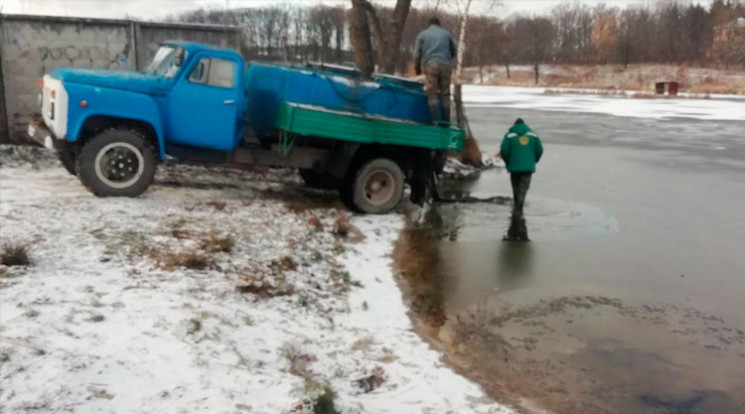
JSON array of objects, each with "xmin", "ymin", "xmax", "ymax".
[{"xmin": 395, "ymin": 101, "xmax": 745, "ymax": 413}]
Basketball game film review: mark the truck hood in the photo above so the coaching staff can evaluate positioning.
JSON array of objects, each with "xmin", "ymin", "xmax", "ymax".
[{"xmin": 50, "ymin": 68, "xmax": 167, "ymax": 94}]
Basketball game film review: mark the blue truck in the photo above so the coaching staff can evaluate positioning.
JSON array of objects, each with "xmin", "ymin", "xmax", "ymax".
[{"xmin": 28, "ymin": 41, "xmax": 464, "ymax": 214}]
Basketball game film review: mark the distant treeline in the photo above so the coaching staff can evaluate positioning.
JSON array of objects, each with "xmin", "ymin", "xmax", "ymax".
[{"xmin": 172, "ymin": 0, "xmax": 745, "ymax": 74}]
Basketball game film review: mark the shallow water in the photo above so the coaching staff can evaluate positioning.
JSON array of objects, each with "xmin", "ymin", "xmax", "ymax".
[{"xmin": 396, "ymin": 107, "xmax": 745, "ymax": 413}]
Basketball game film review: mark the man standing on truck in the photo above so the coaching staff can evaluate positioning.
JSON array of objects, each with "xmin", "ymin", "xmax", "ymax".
[
  {"xmin": 414, "ymin": 17, "xmax": 457, "ymax": 124},
  {"xmin": 500, "ymin": 118, "xmax": 544, "ymax": 241}
]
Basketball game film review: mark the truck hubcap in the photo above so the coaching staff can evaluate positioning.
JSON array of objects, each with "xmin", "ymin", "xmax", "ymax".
[
  {"xmin": 94, "ymin": 142, "xmax": 145, "ymax": 189},
  {"xmin": 364, "ymin": 170, "xmax": 394, "ymax": 206}
]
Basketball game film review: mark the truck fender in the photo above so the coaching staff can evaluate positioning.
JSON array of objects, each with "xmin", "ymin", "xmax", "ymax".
[{"xmin": 64, "ymin": 83, "xmax": 166, "ymax": 158}]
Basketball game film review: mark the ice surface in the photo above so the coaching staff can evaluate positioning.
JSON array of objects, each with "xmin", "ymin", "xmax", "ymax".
[{"xmin": 464, "ymin": 85, "xmax": 745, "ymax": 121}]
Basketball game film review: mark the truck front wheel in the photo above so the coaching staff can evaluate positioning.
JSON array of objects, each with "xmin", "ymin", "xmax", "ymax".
[
  {"xmin": 76, "ymin": 128, "xmax": 157, "ymax": 197},
  {"xmin": 349, "ymin": 158, "xmax": 404, "ymax": 214}
]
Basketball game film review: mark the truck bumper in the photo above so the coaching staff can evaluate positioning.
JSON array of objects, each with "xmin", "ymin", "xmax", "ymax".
[{"xmin": 27, "ymin": 121, "xmax": 56, "ymax": 150}]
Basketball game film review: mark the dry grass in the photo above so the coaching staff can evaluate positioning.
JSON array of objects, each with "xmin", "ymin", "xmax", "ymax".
[
  {"xmin": 308, "ymin": 215, "xmax": 323, "ymax": 231},
  {"xmin": 170, "ymin": 219, "xmax": 194, "ymax": 239},
  {"xmin": 162, "ymin": 250, "xmax": 213, "ymax": 270},
  {"xmin": 281, "ymin": 344, "xmax": 340, "ymax": 414},
  {"xmin": 1, "ymin": 243, "xmax": 31, "ymax": 267},
  {"xmin": 332, "ymin": 215, "xmax": 350, "ymax": 238},
  {"xmin": 468, "ymin": 64, "xmax": 745, "ymax": 95},
  {"xmin": 272, "ymin": 255, "xmax": 298, "ymax": 272},
  {"xmin": 201, "ymin": 232, "xmax": 235, "ymax": 254},
  {"xmin": 282, "ymin": 344, "xmax": 318, "ymax": 379},
  {"xmin": 235, "ymin": 274, "xmax": 295, "ymax": 299},
  {"xmin": 544, "ymin": 88, "xmax": 627, "ymax": 96},
  {"xmin": 330, "ymin": 270, "xmax": 362, "ymax": 289},
  {"xmin": 205, "ymin": 200, "xmax": 227, "ymax": 211},
  {"xmin": 353, "ymin": 366, "xmax": 386, "ymax": 393}
]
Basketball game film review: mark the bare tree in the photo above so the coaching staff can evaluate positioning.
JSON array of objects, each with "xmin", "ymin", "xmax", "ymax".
[
  {"xmin": 450, "ymin": 0, "xmax": 500, "ymax": 167},
  {"xmin": 349, "ymin": 0, "xmax": 375, "ymax": 77},
  {"xmin": 510, "ymin": 17, "xmax": 554, "ymax": 84}
]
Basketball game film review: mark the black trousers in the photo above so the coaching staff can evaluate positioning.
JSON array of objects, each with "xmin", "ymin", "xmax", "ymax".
[
  {"xmin": 510, "ymin": 172, "xmax": 532, "ymax": 218},
  {"xmin": 411, "ymin": 150, "xmax": 435, "ymax": 205}
]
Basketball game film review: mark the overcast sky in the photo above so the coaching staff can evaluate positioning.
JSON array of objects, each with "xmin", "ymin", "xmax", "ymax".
[{"xmin": 0, "ymin": 0, "xmax": 712, "ymax": 21}]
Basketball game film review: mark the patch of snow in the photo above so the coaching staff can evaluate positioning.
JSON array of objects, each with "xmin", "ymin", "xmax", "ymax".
[
  {"xmin": 0, "ymin": 145, "xmax": 513, "ymax": 414},
  {"xmin": 327, "ymin": 74, "xmax": 381, "ymax": 90},
  {"xmin": 463, "ymin": 85, "xmax": 745, "ymax": 121}
]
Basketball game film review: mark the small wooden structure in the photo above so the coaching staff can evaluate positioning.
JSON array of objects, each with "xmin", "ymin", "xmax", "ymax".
[{"xmin": 655, "ymin": 81, "xmax": 679, "ymax": 96}]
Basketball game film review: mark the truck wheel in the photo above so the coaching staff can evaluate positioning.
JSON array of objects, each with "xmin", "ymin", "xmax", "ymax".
[
  {"xmin": 299, "ymin": 169, "xmax": 338, "ymax": 190},
  {"xmin": 351, "ymin": 158, "xmax": 404, "ymax": 214},
  {"xmin": 76, "ymin": 128, "xmax": 156, "ymax": 197}
]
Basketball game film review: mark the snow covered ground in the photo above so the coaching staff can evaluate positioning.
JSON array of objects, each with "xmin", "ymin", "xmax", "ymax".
[
  {"xmin": 0, "ymin": 146, "xmax": 513, "ymax": 414},
  {"xmin": 463, "ymin": 85, "xmax": 745, "ymax": 121}
]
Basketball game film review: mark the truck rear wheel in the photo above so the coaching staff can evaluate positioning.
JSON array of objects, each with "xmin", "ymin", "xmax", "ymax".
[
  {"xmin": 76, "ymin": 128, "xmax": 156, "ymax": 197},
  {"xmin": 349, "ymin": 158, "xmax": 404, "ymax": 214}
]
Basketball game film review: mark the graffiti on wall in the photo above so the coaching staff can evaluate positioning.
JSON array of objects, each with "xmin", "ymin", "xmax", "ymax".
[{"xmin": 36, "ymin": 43, "xmax": 131, "ymax": 72}]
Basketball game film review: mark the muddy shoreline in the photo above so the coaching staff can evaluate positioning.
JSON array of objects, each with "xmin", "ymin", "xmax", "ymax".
[
  {"xmin": 391, "ymin": 219, "xmax": 538, "ymax": 413},
  {"xmin": 391, "ymin": 216, "xmax": 745, "ymax": 414}
]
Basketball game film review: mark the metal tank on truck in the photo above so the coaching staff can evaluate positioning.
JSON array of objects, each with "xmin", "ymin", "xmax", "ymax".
[{"xmin": 29, "ymin": 41, "xmax": 464, "ymax": 214}]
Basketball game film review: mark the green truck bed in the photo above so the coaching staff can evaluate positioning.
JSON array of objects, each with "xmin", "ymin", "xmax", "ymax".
[{"xmin": 273, "ymin": 101, "xmax": 465, "ymax": 152}]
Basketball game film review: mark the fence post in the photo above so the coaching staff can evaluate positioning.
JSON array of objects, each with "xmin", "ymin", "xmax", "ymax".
[
  {"xmin": 129, "ymin": 20, "xmax": 138, "ymax": 71},
  {"xmin": 0, "ymin": 15, "xmax": 9, "ymax": 142},
  {"xmin": 133, "ymin": 21, "xmax": 144, "ymax": 71}
]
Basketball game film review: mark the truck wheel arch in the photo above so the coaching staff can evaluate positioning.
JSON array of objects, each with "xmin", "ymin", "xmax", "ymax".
[{"xmin": 77, "ymin": 115, "xmax": 164, "ymax": 159}]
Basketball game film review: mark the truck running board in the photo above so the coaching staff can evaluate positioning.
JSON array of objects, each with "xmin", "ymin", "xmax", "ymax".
[
  {"xmin": 165, "ymin": 144, "xmax": 328, "ymax": 170},
  {"xmin": 232, "ymin": 145, "xmax": 328, "ymax": 170}
]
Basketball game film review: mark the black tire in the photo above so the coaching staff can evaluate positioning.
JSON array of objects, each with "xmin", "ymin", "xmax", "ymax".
[
  {"xmin": 57, "ymin": 148, "xmax": 76, "ymax": 175},
  {"xmin": 76, "ymin": 128, "xmax": 157, "ymax": 197},
  {"xmin": 350, "ymin": 158, "xmax": 404, "ymax": 214},
  {"xmin": 299, "ymin": 169, "xmax": 338, "ymax": 190}
]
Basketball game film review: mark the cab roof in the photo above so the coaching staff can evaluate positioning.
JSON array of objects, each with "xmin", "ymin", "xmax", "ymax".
[{"xmin": 162, "ymin": 41, "xmax": 239, "ymax": 57}]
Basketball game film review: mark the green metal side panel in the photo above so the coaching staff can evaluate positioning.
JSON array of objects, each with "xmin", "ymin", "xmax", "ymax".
[{"xmin": 274, "ymin": 102, "xmax": 465, "ymax": 152}]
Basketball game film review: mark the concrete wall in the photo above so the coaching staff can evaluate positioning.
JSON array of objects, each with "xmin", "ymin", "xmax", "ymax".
[
  {"xmin": 0, "ymin": 51, "xmax": 7, "ymax": 141},
  {"xmin": 135, "ymin": 22, "xmax": 241, "ymax": 70},
  {"xmin": 0, "ymin": 14, "xmax": 240, "ymax": 142}
]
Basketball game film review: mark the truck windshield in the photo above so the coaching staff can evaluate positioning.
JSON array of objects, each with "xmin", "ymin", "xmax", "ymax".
[{"xmin": 146, "ymin": 46, "xmax": 184, "ymax": 78}]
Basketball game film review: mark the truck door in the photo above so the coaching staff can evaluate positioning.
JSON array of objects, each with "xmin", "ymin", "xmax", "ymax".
[{"xmin": 166, "ymin": 55, "xmax": 243, "ymax": 151}]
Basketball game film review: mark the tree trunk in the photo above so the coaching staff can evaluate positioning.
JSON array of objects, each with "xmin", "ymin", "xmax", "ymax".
[
  {"xmin": 380, "ymin": 0, "xmax": 412, "ymax": 74},
  {"xmin": 335, "ymin": 26, "xmax": 344, "ymax": 63},
  {"xmin": 350, "ymin": 0, "xmax": 375, "ymax": 78},
  {"xmin": 454, "ymin": 0, "xmax": 472, "ymax": 79},
  {"xmin": 362, "ymin": 0, "xmax": 411, "ymax": 75},
  {"xmin": 454, "ymin": 84, "xmax": 483, "ymax": 168},
  {"xmin": 451, "ymin": 0, "xmax": 483, "ymax": 168},
  {"xmin": 533, "ymin": 62, "xmax": 540, "ymax": 84}
]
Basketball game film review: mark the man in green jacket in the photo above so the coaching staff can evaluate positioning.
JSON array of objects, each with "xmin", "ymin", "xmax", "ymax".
[{"xmin": 500, "ymin": 118, "xmax": 544, "ymax": 227}]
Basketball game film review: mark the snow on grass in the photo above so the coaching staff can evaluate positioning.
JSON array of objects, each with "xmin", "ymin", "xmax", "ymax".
[
  {"xmin": 463, "ymin": 85, "xmax": 745, "ymax": 121},
  {"xmin": 0, "ymin": 146, "xmax": 512, "ymax": 414}
]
